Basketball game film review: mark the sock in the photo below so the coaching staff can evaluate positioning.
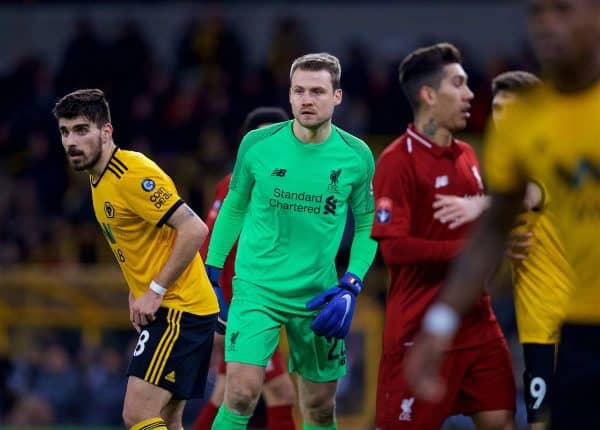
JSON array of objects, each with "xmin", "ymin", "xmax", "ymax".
[
  {"xmin": 267, "ymin": 404, "xmax": 296, "ymax": 430},
  {"xmin": 303, "ymin": 423, "xmax": 337, "ymax": 430},
  {"xmin": 194, "ymin": 401, "xmax": 219, "ymax": 430},
  {"xmin": 211, "ymin": 404, "xmax": 251, "ymax": 430},
  {"xmin": 129, "ymin": 417, "xmax": 168, "ymax": 430}
]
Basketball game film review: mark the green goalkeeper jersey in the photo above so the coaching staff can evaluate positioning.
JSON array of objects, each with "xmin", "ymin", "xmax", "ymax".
[{"xmin": 206, "ymin": 120, "xmax": 376, "ymax": 299}]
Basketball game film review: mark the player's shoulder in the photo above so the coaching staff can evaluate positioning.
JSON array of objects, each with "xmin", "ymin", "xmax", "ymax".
[
  {"xmin": 116, "ymin": 149, "xmax": 163, "ymax": 174},
  {"xmin": 334, "ymin": 125, "xmax": 369, "ymax": 151},
  {"xmin": 454, "ymin": 139, "xmax": 476, "ymax": 155},
  {"xmin": 378, "ymin": 133, "xmax": 411, "ymax": 164},
  {"xmin": 334, "ymin": 125, "xmax": 374, "ymax": 166}
]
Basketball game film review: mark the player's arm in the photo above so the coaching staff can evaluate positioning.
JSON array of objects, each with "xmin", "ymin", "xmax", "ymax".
[
  {"xmin": 205, "ymin": 134, "xmax": 254, "ymax": 269},
  {"xmin": 199, "ymin": 178, "xmax": 229, "ymax": 260},
  {"xmin": 132, "ymin": 203, "xmax": 208, "ymax": 326},
  {"xmin": 346, "ymin": 150, "xmax": 378, "ymax": 279},
  {"xmin": 432, "ymin": 194, "xmax": 491, "ymax": 229},
  {"xmin": 372, "ymin": 152, "xmax": 463, "ymax": 264},
  {"xmin": 306, "ymin": 146, "xmax": 377, "ymax": 339},
  {"xmin": 156, "ymin": 203, "xmax": 208, "ymax": 287}
]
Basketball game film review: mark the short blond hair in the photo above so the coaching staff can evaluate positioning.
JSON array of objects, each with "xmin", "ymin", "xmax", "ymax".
[{"xmin": 289, "ymin": 52, "xmax": 341, "ymax": 89}]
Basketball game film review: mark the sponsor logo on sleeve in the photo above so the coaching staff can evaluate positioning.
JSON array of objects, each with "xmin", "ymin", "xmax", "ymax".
[
  {"xmin": 375, "ymin": 197, "xmax": 392, "ymax": 224},
  {"xmin": 150, "ymin": 187, "xmax": 173, "ymax": 209}
]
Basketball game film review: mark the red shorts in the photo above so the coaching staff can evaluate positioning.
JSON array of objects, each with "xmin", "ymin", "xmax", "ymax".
[
  {"xmin": 218, "ymin": 347, "xmax": 287, "ymax": 382},
  {"xmin": 376, "ymin": 337, "xmax": 515, "ymax": 430}
]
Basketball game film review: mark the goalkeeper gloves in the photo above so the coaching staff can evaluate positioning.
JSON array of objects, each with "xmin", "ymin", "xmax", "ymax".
[
  {"xmin": 306, "ymin": 272, "xmax": 362, "ymax": 339},
  {"xmin": 206, "ymin": 265, "xmax": 228, "ymax": 335}
]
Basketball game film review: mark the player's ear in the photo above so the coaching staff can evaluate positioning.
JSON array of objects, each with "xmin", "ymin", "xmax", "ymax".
[
  {"xmin": 101, "ymin": 123, "xmax": 113, "ymax": 143},
  {"xmin": 419, "ymin": 85, "xmax": 436, "ymax": 107},
  {"xmin": 333, "ymin": 88, "xmax": 342, "ymax": 106}
]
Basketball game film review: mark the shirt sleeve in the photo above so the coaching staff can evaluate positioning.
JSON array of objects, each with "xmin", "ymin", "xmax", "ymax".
[
  {"xmin": 199, "ymin": 176, "xmax": 230, "ymax": 259},
  {"xmin": 228, "ymin": 133, "xmax": 256, "ymax": 200},
  {"xmin": 206, "ymin": 135, "xmax": 256, "ymax": 268},
  {"xmin": 121, "ymin": 158, "xmax": 184, "ymax": 227},
  {"xmin": 371, "ymin": 149, "xmax": 463, "ymax": 264},
  {"xmin": 348, "ymin": 147, "xmax": 376, "ymax": 215}
]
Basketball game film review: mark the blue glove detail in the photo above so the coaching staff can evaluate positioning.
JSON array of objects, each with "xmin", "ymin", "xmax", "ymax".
[
  {"xmin": 207, "ymin": 265, "xmax": 228, "ymax": 335},
  {"xmin": 306, "ymin": 272, "xmax": 362, "ymax": 339}
]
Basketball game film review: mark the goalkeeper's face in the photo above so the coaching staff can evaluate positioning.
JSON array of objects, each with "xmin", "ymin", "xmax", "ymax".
[
  {"xmin": 289, "ymin": 69, "xmax": 342, "ymax": 130},
  {"xmin": 58, "ymin": 116, "xmax": 109, "ymax": 172}
]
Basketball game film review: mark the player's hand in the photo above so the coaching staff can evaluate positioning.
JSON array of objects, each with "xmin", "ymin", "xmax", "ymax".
[
  {"xmin": 131, "ymin": 289, "xmax": 163, "ymax": 327},
  {"xmin": 433, "ymin": 194, "xmax": 489, "ymax": 229},
  {"xmin": 506, "ymin": 217, "xmax": 533, "ymax": 261},
  {"xmin": 206, "ymin": 265, "xmax": 228, "ymax": 335},
  {"xmin": 306, "ymin": 272, "xmax": 362, "ymax": 339},
  {"xmin": 128, "ymin": 291, "xmax": 142, "ymax": 333},
  {"xmin": 404, "ymin": 330, "xmax": 452, "ymax": 402}
]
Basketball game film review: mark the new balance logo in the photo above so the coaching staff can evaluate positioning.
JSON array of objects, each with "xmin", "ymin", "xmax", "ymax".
[
  {"xmin": 324, "ymin": 195, "xmax": 338, "ymax": 215},
  {"xmin": 165, "ymin": 370, "xmax": 176, "ymax": 383},
  {"xmin": 399, "ymin": 397, "xmax": 414, "ymax": 422},
  {"xmin": 271, "ymin": 168, "xmax": 287, "ymax": 177}
]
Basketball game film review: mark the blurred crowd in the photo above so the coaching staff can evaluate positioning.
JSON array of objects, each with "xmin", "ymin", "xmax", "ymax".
[
  {"xmin": 1, "ymin": 335, "xmax": 127, "ymax": 425},
  {"xmin": 0, "ymin": 14, "xmax": 536, "ymax": 267}
]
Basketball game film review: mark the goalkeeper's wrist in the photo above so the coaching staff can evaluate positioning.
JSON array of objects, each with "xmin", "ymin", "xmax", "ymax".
[
  {"xmin": 422, "ymin": 302, "xmax": 459, "ymax": 336},
  {"xmin": 149, "ymin": 280, "xmax": 167, "ymax": 296},
  {"xmin": 340, "ymin": 272, "xmax": 362, "ymax": 295}
]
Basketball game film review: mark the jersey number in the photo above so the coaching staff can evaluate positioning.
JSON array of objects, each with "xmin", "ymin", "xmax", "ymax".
[
  {"xmin": 114, "ymin": 248, "xmax": 126, "ymax": 263},
  {"xmin": 530, "ymin": 376, "xmax": 547, "ymax": 410},
  {"xmin": 133, "ymin": 330, "xmax": 150, "ymax": 357}
]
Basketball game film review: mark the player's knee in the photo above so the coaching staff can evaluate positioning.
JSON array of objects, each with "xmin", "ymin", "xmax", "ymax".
[
  {"xmin": 301, "ymin": 393, "xmax": 335, "ymax": 425},
  {"xmin": 226, "ymin": 381, "xmax": 262, "ymax": 414}
]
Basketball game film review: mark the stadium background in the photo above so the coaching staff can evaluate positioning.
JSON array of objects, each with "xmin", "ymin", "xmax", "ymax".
[{"xmin": 0, "ymin": 1, "xmax": 534, "ymax": 428}]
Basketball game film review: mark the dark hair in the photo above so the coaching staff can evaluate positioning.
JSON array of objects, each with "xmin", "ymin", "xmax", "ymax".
[
  {"xmin": 491, "ymin": 71, "xmax": 541, "ymax": 96},
  {"xmin": 398, "ymin": 42, "xmax": 462, "ymax": 110},
  {"xmin": 290, "ymin": 52, "xmax": 342, "ymax": 90},
  {"xmin": 242, "ymin": 107, "xmax": 289, "ymax": 134},
  {"xmin": 52, "ymin": 88, "xmax": 111, "ymax": 127}
]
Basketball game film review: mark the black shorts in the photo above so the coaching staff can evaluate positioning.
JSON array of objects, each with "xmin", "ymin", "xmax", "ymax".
[
  {"xmin": 551, "ymin": 324, "xmax": 600, "ymax": 430},
  {"xmin": 522, "ymin": 343, "xmax": 555, "ymax": 423},
  {"xmin": 127, "ymin": 307, "xmax": 217, "ymax": 400}
]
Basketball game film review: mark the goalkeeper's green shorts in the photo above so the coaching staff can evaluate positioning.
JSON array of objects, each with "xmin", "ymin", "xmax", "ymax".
[{"xmin": 224, "ymin": 278, "xmax": 347, "ymax": 382}]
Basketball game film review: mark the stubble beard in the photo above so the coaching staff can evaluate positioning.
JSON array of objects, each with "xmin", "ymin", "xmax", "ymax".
[{"xmin": 70, "ymin": 136, "xmax": 103, "ymax": 171}]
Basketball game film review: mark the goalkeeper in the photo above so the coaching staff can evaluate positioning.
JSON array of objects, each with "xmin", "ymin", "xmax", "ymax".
[{"xmin": 205, "ymin": 52, "xmax": 377, "ymax": 430}]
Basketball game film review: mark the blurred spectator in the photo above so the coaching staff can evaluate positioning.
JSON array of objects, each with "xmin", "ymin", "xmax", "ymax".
[
  {"xmin": 83, "ymin": 346, "xmax": 126, "ymax": 425},
  {"xmin": 56, "ymin": 18, "xmax": 108, "ymax": 94},
  {"xmin": 29, "ymin": 343, "xmax": 80, "ymax": 423}
]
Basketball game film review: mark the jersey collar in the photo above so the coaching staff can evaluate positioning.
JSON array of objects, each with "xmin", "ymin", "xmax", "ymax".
[
  {"xmin": 407, "ymin": 124, "xmax": 462, "ymax": 159},
  {"xmin": 91, "ymin": 146, "xmax": 120, "ymax": 188}
]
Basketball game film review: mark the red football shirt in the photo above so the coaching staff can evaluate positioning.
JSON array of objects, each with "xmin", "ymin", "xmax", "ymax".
[
  {"xmin": 200, "ymin": 173, "xmax": 236, "ymax": 303},
  {"xmin": 371, "ymin": 125, "xmax": 502, "ymax": 354}
]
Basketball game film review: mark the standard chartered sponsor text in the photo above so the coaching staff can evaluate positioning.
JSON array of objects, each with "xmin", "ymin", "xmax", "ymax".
[{"xmin": 270, "ymin": 187, "xmax": 323, "ymax": 214}]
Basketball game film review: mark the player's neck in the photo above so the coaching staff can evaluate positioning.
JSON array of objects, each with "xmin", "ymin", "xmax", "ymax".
[
  {"xmin": 292, "ymin": 119, "xmax": 332, "ymax": 144},
  {"xmin": 89, "ymin": 141, "xmax": 117, "ymax": 181},
  {"xmin": 413, "ymin": 116, "xmax": 453, "ymax": 147}
]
